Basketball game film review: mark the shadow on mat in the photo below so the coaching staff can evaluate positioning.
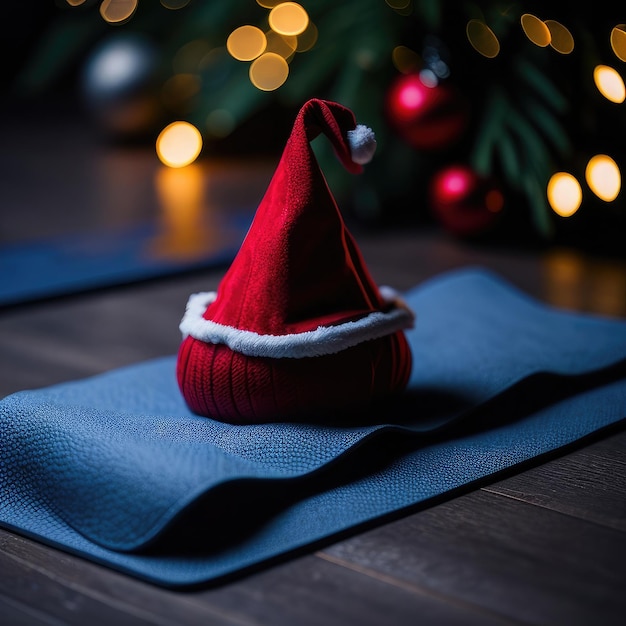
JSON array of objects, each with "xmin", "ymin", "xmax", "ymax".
[{"xmin": 135, "ymin": 360, "xmax": 626, "ymax": 560}]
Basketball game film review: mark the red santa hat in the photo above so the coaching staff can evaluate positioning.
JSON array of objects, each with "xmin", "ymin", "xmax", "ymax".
[{"xmin": 177, "ymin": 98, "xmax": 414, "ymax": 423}]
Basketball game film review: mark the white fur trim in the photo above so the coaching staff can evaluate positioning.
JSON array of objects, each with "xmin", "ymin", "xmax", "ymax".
[
  {"xmin": 348, "ymin": 125, "xmax": 377, "ymax": 164},
  {"xmin": 179, "ymin": 288, "xmax": 414, "ymax": 359}
]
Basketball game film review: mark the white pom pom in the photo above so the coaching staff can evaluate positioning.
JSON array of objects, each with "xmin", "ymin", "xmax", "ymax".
[{"xmin": 347, "ymin": 124, "xmax": 376, "ymax": 164}]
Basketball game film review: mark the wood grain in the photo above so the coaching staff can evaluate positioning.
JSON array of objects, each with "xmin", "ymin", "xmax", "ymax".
[
  {"xmin": 484, "ymin": 430, "xmax": 626, "ymax": 532},
  {"xmin": 321, "ymin": 488, "xmax": 626, "ymax": 625}
]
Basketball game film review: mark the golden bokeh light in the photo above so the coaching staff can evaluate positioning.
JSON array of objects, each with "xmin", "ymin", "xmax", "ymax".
[
  {"xmin": 265, "ymin": 30, "xmax": 297, "ymax": 61},
  {"xmin": 227, "ymin": 26, "xmax": 267, "ymax": 61},
  {"xmin": 249, "ymin": 52, "xmax": 289, "ymax": 90},
  {"xmin": 547, "ymin": 172, "xmax": 582, "ymax": 217},
  {"xmin": 585, "ymin": 154, "xmax": 621, "ymax": 202},
  {"xmin": 385, "ymin": 0, "xmax": 412, "ymax": 12},
  {"xmin": 268, "ymin": 2, "xmax": 309, "ymax": 37},
  {"xmin": 160, "ymin": 0, "xmax": 192, "ymax": 8},
  {"xmin": 156, "ymin": 121, "xmax": 203, "ymax": 168},
  {"xmin": 593, "ymin": 64, "xmax": 625, "ymax": 103},
  {"xmin": 256, "ymin": 0, "xmax": 283, "ymax": 7},
  {"xmin": 295, "ymin": 21, "xmax": 318, "ymax": 52},
  {"xmin": 545, "ymin": 20, "xmax": 574, "ymax": 54},
  {"xmin": 386, "ymin": 0, "xmax": 413, "ymax": 16},
  {"xmin": 99, "ymin": 0, "xmax": 138, "ymax": 25},
  {"xmin": 610, "ymin": 25, "xmax": 626, "ymax": 62},
  {"xmin": 521, "ymin": 13, "xmax": 551, "ymax": 47},
  {"xmin": 66, "ymin": 0, "xmax": 87, "ymax": 6},
  {"xmin": 385, "ymin": 0, "xmax": 411, "ymax": 8},
  {"xmin": 466, "ymin": 20, "xmax": 500, "ymax": 58},
  {"xmin": 392, "ymin": 45, "xmax": 421, "ymax": 74}
]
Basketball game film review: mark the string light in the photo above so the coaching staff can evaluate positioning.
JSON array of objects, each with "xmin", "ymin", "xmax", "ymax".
[
  {"xmin": 586, "ymin": 155, "xmax": 621, "ymax": 202},
  {"xmin": 466, "ymin": 20, "xmax": 500, "ymax": 58},
  {"xmin": 392, "ymin": 46, "xmax": 420, "ymax": 74},
  {"xmin": 385, "ymin": 0, "xmax": 413, "ymax": 15},
  {"xmin": 264, "ymin": 30, "xmax": 297, "ymax": 61},
  {"xmin": 520, "ymin": 13, "xmax": 551, "ymax": 47},
  {"xmin": 156, "ymin": 121, "xmax": 203, "ymax": 168},
  {"xmin": 295, "ymin": 21, "xmax": 318, "ymax": 52},
  {"xmin": 610, "ymin": 25, "xmax": 626, "ymax": 62},
  {"xmin": 547, "ymin": 172, "xmax": 582, "ymax": 217},
  {"xmin": 160, "ymin": 0, "xmax": 192, "ymax": 8},
  {"xmin": 227, "ymin": 2, "xmax": 315, "ymax": 91},
  {"xmin": 545, "ymin": 20, "xmax": 574, "ymax": 54},
  {"xmin": 249, "ymin": 52, "xmax": 289, "ymax": 91},
  {"xmin": 268, "ymin": 3, "xmax": 309, "ymax": 37},
  {"xmin": 227, "ymin": 26, "xmax": 267, "ymax": 62},
  {"xmin": 99, "ymin": 0, "xmax": 138, "ymax": 25},
  {"xmin": 593, "ymin": 65, "xmax": 625, "ymax": 103}
]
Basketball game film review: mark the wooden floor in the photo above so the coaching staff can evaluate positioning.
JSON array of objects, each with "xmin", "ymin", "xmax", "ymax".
[{"xmin": 1, "ymin": 109, "xmax": 626, "ymax": 625}]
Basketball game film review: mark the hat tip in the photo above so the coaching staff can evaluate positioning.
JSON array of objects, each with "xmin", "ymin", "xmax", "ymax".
[{"xmin": 348, "ymin": 124, "xmax": 376, "ymax": 165}]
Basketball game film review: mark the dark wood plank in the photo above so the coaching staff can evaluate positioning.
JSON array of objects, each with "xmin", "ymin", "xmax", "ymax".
[
  {"xmin": 0, "ymin": 273, "xmax": 212, "ymax": 396},
  {"xmin": 0, "ymin": 545, "xmax": 163, "ymax": 625},
  {"xmin": 199, "ymin": 554, "xmax": 517, "ymax": 626},
  {"xmin": 321, "ymin": 488, "xmax": 626, "ymax": 626},
  {"xmin": 0, "ymin": 592, "xmax": 64, "ymax": 626},
  {"xmin": 0, "ymin": 526, "xmax": 518, "ymax": 626},
  {"xmin": 0, "ymin": 529, "xmax": 242, "ymax": 626},
  {"xmin": 484, "ymin": 430, "xmax": 626, "ymax": 532}
]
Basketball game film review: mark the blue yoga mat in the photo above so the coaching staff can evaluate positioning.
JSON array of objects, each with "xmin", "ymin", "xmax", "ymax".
[{"xmin": 1, "ymin": 268, "xmax": 625, "ymax": 588}]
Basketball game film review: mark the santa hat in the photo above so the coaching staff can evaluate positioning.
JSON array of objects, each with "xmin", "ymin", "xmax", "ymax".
[{"xmin": 177, "ymin": 98, "xmax": 414, "ymax": 423}]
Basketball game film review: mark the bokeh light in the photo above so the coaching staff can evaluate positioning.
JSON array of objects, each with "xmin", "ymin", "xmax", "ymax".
[
  {"xmin": 160, "ymin": 0, "xmax": 192, "ymax": 8},
  {"xmin": 593, "ymin": 65, "xmax": 625, "ymax": 103},
  {"xmin": 385, "ymin": 0, "xmax": 412, "ymax": 13},
  {"xmin": 610, "ymin": 25, "xmax": 626, "ymax": 62},
  {"xmin": 547, "ymin": 172, "xmax": 582, "ymax": 217},
  {"xmin": 392, "ymin": 46, "xmax": 420, "ymax": 74},
  {"xmin": 436, "ymin": 167, "xmax": 472, "ymax": 201},
  {"xmin": 66, "ymin": 0, "xmax": 87, "ymax": 6},
  {"xmin": 485, "ymin": 188, "xmax": 504, "ymax": 213},
  {"xmin": 227, "ymin": 26, "xmax": 267, "ymax": 61},
  {"xmin": 256, "ymin": 0, "xmax": 283, "ymax": 7},
  {"xmin": 249, "ymin": 53, "xmax": 289, "ymax": 90},
  {"xmin": 466, "ymin": 20, "xmax": 500, "ymax": 58},
  {"xmin": 545, "ymin": 20, "xmax": 574, "ymax": 54},
  {"xmin": 385, "ymin": 0, "xmax": 411, "ymax": 8},
  {"xmin": 264, "ymin": 30, "xmax": 297, "ymax": 61},
  {"xmin": 99, "ymin": 0, "xmax": 138, "ymax": 25},
  {"xmin": 156, "ymin": 121, "xmax": 203, "ymax": 168},
  {"xmin": 295, "ymin": 21, "xmax": 318, "ymax": 52},
  {"xmin": 395, "ymin": 77, "xmax": 426, "ymax": 114},
  {"xmin": 268, "ymin": 3, "xmax": 309, "ymax": 36},
  {"xmin": 521, "ymin": 14, "xmax": 551, "ymax": 47},
  {"xmin": 585, "ymin": 155, "xmax": 621, "ymax": 202}
]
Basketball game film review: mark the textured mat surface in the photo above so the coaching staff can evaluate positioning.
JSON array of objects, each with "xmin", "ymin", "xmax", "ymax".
[{"xmin": 1, "ymin": 268, "xmax": 625, "ymax": 587}]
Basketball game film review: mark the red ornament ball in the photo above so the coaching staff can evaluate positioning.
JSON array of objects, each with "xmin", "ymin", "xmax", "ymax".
[
  {"xmin": 429, "ymin": 165, "xmax": 504, "ymax": 237},
  {"xmin": 386, "ymin": 73, "xmax": 468, "ymax": 151}
]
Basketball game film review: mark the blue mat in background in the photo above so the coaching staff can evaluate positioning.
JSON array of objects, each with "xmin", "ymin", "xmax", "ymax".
[
  {"xmin": 1, "ymin": 268, "xmax": 625, "ymax": 588},
  {"xmin": 0, "ymin": 215, "xmax": 252, "ymax": 307}
]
